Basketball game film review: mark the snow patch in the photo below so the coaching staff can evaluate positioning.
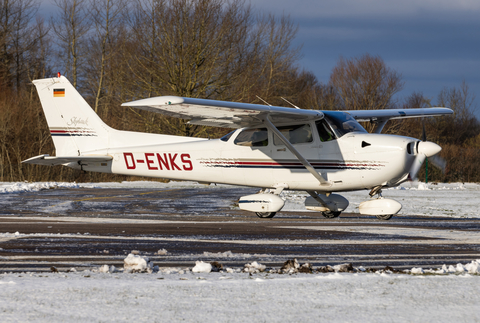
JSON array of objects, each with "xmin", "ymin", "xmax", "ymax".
[
  {"xmin": 0, "ymin": 281, "xmax": 16, "ymax": 285},
  {"xmin": 98, "ymin": 265, "xmax": 109, "ymax": 273},
  {"xmin": 417, "ymin": 182, "xmax": 429, "ymax": 190},
  {"xmin": 192, "ymin": 261, "xmax": 212, "ymax": 273},
  {"xmin": 98, "ymin": 265, "xmax": 117, "ymax": 273},
  {"xmin": 244, "ymin": 261, "xmax": 266, "ymax": 273},
  {"xmin": 407, "ymin": 260, "xmax": 480, "ymax": 275},
  {"xmin": 410, "ymin": 267, "xmax": 424, "ymax": 274},
  {"xmin": 123, "ymin": 254, "xmax": 154, "ymax": 273},
  {"xmin": 0, "ymin": 182, "xmax": 80, "ymax": 194}
]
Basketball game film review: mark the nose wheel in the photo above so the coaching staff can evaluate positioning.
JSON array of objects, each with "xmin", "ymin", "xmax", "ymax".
[
  {"xmin": 375, "ymin": 214, "xmax": 393, "ymax": 220},
  {"xmin": 322, "ymin": 211, "xmax": 341, "ymax": 218},
  {"xmin": 256, "ymin": 212, "xmax": 276, "ymax": 218}
]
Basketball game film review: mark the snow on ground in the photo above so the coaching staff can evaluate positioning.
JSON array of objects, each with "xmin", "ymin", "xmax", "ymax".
[
  {"xmin": 0, "ymin": 265, "xmax": 479, "ymax": 322},
  {"xmin": 1, "ymin": 180, "xmax": 479, "ymax": 218},
  {"xmin": 282, "ymin": 182, "xmax": 480, "ymax": 218},
  {"xmin": 1, "ymin": 182, "xmax": 479, "ymax": 321},
  {"xmin": 0, "ymin": 182, "xmax": 80, "ymax": 194}
]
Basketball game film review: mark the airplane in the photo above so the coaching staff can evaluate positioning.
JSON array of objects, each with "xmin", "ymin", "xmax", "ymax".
[{"xmin": 23, "ymin": 74, "xmax": 453, "ymax": 220}]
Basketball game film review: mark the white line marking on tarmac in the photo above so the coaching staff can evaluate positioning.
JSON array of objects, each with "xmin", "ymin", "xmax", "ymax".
[
  {"xmin": 276, "ymin": 226, "xmax": 480, "ymax": 243},
  {"xmin": 2, "ymin": 231, "xmax": 479, "ymax": 245}
]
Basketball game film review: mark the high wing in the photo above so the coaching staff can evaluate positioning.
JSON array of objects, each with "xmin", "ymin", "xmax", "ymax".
[
  {"xmin": 22, "ymin": 154, "xmax": 113, "ymax": 166},
  {"xmin": 122, "ymin": 96, "xmax": 324, "ymax": 128},
  {"xmin": 346, "ymin": 107, "xmax": 453, "ymax": 133},
  {"xmin": 123, "ymin": 96, "xmax": 453, "ymax": 129},
  {"xmin": 347, "ymin": 107, "xmax": 453, "ymax": 122}
]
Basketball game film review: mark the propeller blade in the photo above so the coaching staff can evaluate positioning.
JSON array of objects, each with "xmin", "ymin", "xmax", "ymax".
[
  {"xmin": 408, "ymin": 141, "xmax": 442, "ymax": 181},
  {"xmin": 421, "ymin": 119, "xmax": 427, "ymax": 142},
  {"xmin": 409, "ymin": 154, "xmax": 426, "ymax": 180},
  {"xmin": 429, "ymin": 155, "xmax": 447, "ymax": 173}
]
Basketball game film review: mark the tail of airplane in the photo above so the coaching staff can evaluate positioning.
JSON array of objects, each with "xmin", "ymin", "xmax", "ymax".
[
  {"xmin": 24, "ymin": 75, "xmax": 202, "ymax": 167},
  {"xmin": 32, "ymin": 75, "xmax": 111, "ymax": 156}
]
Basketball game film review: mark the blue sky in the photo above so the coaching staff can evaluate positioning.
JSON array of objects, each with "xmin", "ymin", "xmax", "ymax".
[
  {"xmin": 39, "ymin": 0, "xmax": 479, "ymax": 117},
  {"xmin": 254, "ymin": 0, "xmax": 480, "ymax": 117}
]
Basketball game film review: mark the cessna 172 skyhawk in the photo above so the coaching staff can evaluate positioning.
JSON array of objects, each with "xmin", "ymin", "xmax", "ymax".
[{"xmin": 24, "ymin": 75, "xmax": 453, "ymax": 220}]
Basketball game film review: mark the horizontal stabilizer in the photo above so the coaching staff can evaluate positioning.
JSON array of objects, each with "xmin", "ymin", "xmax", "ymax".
[{"xmin": 22, "ymin": 154, "xmax": 112, "ymax": 166}]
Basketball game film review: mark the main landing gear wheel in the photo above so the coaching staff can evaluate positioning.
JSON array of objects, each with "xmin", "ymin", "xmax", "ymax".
[
  {"xmin": 256, "ymin": 212, "xmax": 276, "ymax": 218},
  {"xmin": 375, "ymin": 214, "xmax": 394, "ymax": 220},
  {"xmin": 321, "ymin": 211, "xmax": 341, "ymax": 218}
]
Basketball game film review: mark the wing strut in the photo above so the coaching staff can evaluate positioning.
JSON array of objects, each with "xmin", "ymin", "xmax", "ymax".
[{"xmin": 263, "ymin": 115, "xmax": 331, "ymax": 187}]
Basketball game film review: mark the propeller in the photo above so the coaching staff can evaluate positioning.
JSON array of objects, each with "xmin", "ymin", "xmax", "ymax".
[
  {"xmin": 409, "ymin": 141, "xmax": 442, "ymax": 180},
  {"xmin": 408, "ymin": 119, "xmax": 445, "ymax": 181}
]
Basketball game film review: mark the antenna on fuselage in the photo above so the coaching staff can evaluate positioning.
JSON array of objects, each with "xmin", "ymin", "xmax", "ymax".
[
  {"xmin": 281, "ymin": 97, "xmax": 301, "ymax": 109},
  {"xmin": 256, "ymin": 96, "xmax": 272, "ymax": 106}
]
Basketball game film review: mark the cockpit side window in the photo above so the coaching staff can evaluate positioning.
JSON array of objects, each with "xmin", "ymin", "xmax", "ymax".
[
  {"xmin": 220, "ymin": 130, "xmax": 235, "ymax": 142},
  {"xmin": 273, "ymin": 124, "xmax": 313, "ymax": 145},
  {"xmin": 234, "ymin": 128, "xmax": 268, "ymax": 146},
  {"xmin": 323, "ymin": 111, "xmax": 367, "ymax": 138},
  {"xmin": 316, "ymin": 119, "xmax": 336, "ymax": 142}
]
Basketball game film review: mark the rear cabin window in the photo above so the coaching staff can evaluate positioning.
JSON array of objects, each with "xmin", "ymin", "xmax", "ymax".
[
  {"xmin": 273, "ymin": 124, "xmax": 313, "ymax": 146},
  {"xmin": 234, "ymin": 128, "xmax": 268, "ymax": 147}
]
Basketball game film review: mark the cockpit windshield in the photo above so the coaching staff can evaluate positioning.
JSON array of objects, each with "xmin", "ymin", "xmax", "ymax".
[{"xmin": 323, "ymin": 111, "xmax": 367, "ymax": 138}]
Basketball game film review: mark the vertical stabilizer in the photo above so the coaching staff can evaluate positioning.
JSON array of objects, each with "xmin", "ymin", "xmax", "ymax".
[{"xmin": 33, "ymin": 76, "xmax": 110, "ymax": 156}]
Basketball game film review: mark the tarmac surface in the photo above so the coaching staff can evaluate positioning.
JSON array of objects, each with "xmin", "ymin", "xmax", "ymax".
[{"xmin": 1, "ymin": 186, "xmax": 479, "ymax": 272}]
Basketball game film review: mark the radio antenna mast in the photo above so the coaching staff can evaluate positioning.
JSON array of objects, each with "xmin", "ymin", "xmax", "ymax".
[
  {"xmin": 281, "ymin": 97, "xmax": 301, "ymax": 109},
  {"xmin": 256, "ymin": 96, "xmax": 272, "ymax": 106}
]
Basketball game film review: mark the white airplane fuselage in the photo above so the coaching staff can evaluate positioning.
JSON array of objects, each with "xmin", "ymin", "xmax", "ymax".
[{"xmin": 79, "ymin": 128, "xmax": 415, "ymax": 193}]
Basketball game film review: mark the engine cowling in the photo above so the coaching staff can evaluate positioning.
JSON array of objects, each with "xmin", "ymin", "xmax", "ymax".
[{"xmin": 239, "ymin": 194, "xmax": 285, "ymax": 213}]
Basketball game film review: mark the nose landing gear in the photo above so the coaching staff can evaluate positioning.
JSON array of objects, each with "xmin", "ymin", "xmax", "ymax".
[
  {"xmin": 375, "ymin": 213, "xmax": 394, "ymax": 220},
  {"xmin": 321, "ymin": 210, "xmax": 341, "ymax": 218},
  {"xmin": 255, "ymin": 212, "xmax": 277, "ymax": 218},
  {"xmin": 360, "ymin": 189, "xmax": 402, "ymax": 220}
]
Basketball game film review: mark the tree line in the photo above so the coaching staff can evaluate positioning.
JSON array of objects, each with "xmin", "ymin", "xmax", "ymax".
[{"xmin": 0, "ymin": 0, "xmax": 479, "ymax": 183}]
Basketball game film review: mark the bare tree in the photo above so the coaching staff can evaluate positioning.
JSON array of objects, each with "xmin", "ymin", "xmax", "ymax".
[
  {"xmin": 126, "ymin": 0, "xmax": 301, "ymax": 136},
  {"xmin": 87, "ymin": 0, "xmax": 127, "ymax": 113},
  {"xmin": 430, "ymin": 81, "xmax": 479, "ymax": 145},
  {"xmin": 10, "ymin": 0, "xmax": 39, "ymax": 90},
  {"xmin": 50, "ymin": 0, "xmax": 90, "ymax": 87},
  {"xmin": 329, "ymin": 53, "xmax": 404, "ymax": 111},
  {"xmin": 129, "ymin": 0, "xmax": 254, "ymax": 99},
  {"xmin": 25, "ymin": 16, "xmax": 51, "ymax": 84},
  {"xmin": 251, "ymin": 14, "xmax": 300, "ymax": 102},
  {"xmin": 0, "ymin": 0, "xmax": 40, "ymax": 90}
]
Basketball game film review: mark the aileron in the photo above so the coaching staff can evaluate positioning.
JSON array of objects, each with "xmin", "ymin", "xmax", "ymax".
[{"xmin": 348, "ymin": 107, "xmax": 453, "ymax": 122}]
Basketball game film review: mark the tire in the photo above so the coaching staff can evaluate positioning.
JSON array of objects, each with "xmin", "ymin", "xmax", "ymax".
[
  {"xmin": 375, "ymin": 214, "xmax": 393, "ymax": 220},
  {"xmin": 321, "ymin": 211, "xmax": 341, "ymax": 218},
  {"xmin": 256, "ymin": 212, "xmax": 276, "ymax": 218}
]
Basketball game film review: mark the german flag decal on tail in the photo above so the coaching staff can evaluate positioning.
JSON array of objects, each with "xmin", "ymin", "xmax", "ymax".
[{"xmin": 53, "ymin": 88, "xmax": 65, "ymax": 97}]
